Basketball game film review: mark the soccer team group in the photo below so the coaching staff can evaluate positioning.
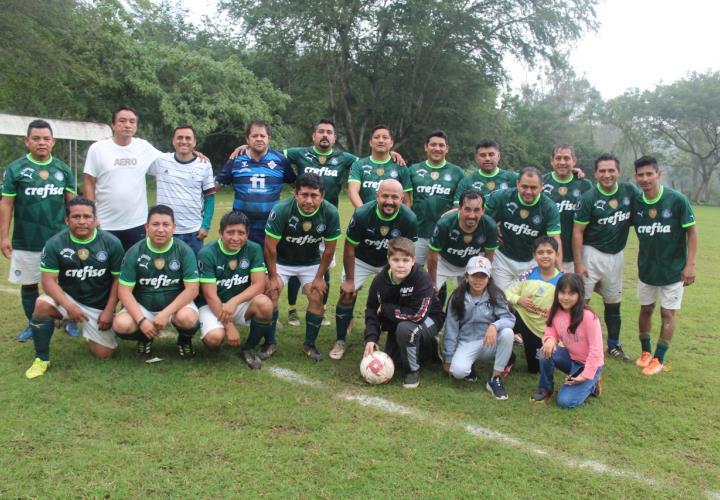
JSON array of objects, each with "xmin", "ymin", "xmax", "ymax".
[{"xmin": 1, "ymin": 106, "xmax": 697, "ymax": 408}]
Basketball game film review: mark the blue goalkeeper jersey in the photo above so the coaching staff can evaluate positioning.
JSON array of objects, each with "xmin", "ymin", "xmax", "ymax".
[{"xmin": 216, "ymin": 149, "xmax": 296, "ymax": 245}]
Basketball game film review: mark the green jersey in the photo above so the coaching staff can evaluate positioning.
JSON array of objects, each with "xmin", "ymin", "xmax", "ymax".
[
  {"xmin": 284, "ymin": 147, "xmax": 357, "ymax": 206},
  {"xmin": 632, "ymin": 186, "xmax": 696, "ymax": 286},
  {"xmin": 119, "ymin": 237, "xmax": 199, "ymax": 312},
  {"xmin": 197, "ymin": 239, "xmax": 266, "ymax": 306},
  {"xmin": 346, "ymin": 201, "xmax": 418, "ymax": 267},
  {"xmin": 2, "ymin": 154, "xmax": 76, "ymax": 251},
  {"xmin": 409, "ymin": 160, "xmax": 465, "ymax": 238},
  {"xmin": 348, "ymin": 156, "xmax": 412, "ymax": 204},
  {"xmin": 39, "ymin": 229, "xmax": 124, "ymax": 310},
  {"xmin": 454, "ymin": 167, "xmax": 518, "ymax": 203},
  {"xmin": 265, "ymin": 198, "xmax": 341, "ymax": 266},
  {"xmin": 485, "ymin": 189, "xmax": 561, "ymax": 262},
  {"xmin": 574, "ymin": 182, "xmax": 640, "ymax": 255},
  {"xmin": 542, "ymin": 172, "xmax": 592, "ymax": 262},
  {"xmin": 428, "ymin": 212, "xmax": 499, "ymax": 268}
]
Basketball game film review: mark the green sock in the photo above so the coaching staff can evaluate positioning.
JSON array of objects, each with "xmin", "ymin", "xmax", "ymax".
[
  {"xmin": 31, "ymin": 316, "xmax": 54, "ymax": 361},
  {"xmin": 639, "ymin": 332, "xmax": 652, "ymax": 353},
  {"xmin": 176, "ymin": 324, "xmax": 198, "ymax": 344},
  {"xmin": 21, "ymin": 286, "xmax": 39, "ymax": 322},
  {"xmin": 335, "ymin": 302, "xmax": 355, "ymax": 341},
  {"xmin": 305, "ymin": 311, "xmax": 323, "ymax": 347},
  {"xmin": 265, "ymin": 309, "xmax": 278, "ymax": 345},
  {"xmin": 654, "ymin": 338, "xmax": 670, "ymax": 363},
  {"xmin": 246, "ymin": 318, "xmax": 271, "ymax": 349}
]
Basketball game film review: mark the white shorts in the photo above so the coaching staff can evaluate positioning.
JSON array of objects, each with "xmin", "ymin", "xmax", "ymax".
[
  {"xmin": 581, "ymin": 245, "xmax": 624, "ymax": 303},
  {"xmin": 38, "ymin": 293, "xmax": 118, "ymax": 349},
  {"xmin": 415, "ymin": 238, "xmax": 430, "ymax": 266},
  {"xmin": 319, "ymin": 241, "xmax": 337, "ymax": 270},
  {"xmin": 276, "ymin": 263, "xmax": 320, "ymax": 289},
  {"xmin": 435, "ymin": 257, "xmax": 465, "ymax": 289},
  {"xmin": 8, "ymin": 249, "xmax": 41, "ymax": 285},
  {"xmin": 342, "ymin": 258, "xmax": 383, "ymax": 290},
  {"xmin": 491, "ymin": 250, "xmax": 534, "ymax": 291},
  {"xmin": 637, "ymin": 280, "xmax": 684, "ymax": 310},
  {"xmin": 561, "ymin": 261, "xmax": 575, "ymax": 274},
  {"xmin": 120, "ymin": 301, "xmax": 199, "ymax": 321},
  {"xmin": 198, "ymin": 302, "xmax": 252, "ymax": 337}
]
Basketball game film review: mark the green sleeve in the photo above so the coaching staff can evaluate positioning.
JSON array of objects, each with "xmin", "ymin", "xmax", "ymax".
[
  {"xmin": 324, "ymin": 205, "xmax": 342, "ymax": 241},
  {"xmin": 109, "ymin": 235, "xmax": 124, "ymax": 275},
  {"xmin": 484, "ymin": 190, "xmax": 500, "ymax": 220},
  {"xmin": 574, "ymin": 192, "xmax": 592, "ymax": 224},
  {"xmin": 284, "ymin": 147, "xmax": 302, "ymax": 165},
  {"xmin": 181, "ymin": 244, "xmax": 199, "ymax": 282},
  {"xmin": 400, "ymin": 167, "xmax": 412, "ymax": 192},
  {"xmin": 201, "ymin": 193, "xmax": 215, "ymax": 231},
  {"xmin": 119, "ymin": 247, "xmax": 137, "ymax": 286},
  {"xmin": 2, "ymin": 166, "xmax": 16, "ymax": 196},
  {"xmin": 348, "ymin": 160, "xmax": 362, "ymax": 182},
  {"xmin": 454, "ymin": 176, "xmax": 469, "ymax": 205},
  {"xmin": 63, "ymin": 162, "xmax": 77, "ymax": 193},
  {"xmin": 545, "ymin": 197, "xmax": 561, "ymax": 235},
  {"xmin": 428, "ymin": 222, "xmax": 445, "ymax": 251},
  {"xmin": 483, "ymin": 216, "xmax": 499, "ymax": 250},
  {"xmin": 345, "ymin": 212, "xmax": 362, "ymax": 245},
  {"xmin": 197, "ymin": 246, "xmax": 217, "ymax": 283},
  {"xmin": 39, "ymin": 239, "xmax": 60, "ymax": 273},
  {"xmin": 249, "ymin": 243, "xmax": 267, "ymax": 272},
  {"xmin": 679, "ymin": 195, "xmax": 697, "ymax": 228},
  {"xmin": 407, "ymin": 211, "xmax": 419, "ymax": 241},
  {"xmin": 264, "ymin": 205, "xmax": 285, "ymax": 239}
]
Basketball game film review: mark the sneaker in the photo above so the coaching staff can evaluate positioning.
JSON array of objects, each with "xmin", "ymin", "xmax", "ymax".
[
  {"xmin": 641, "ymin": 357, "xmax": 664, "ymax": 376},
  {"xmin": 15, "ymin": 324, "xmax": 33, "ymax": 342},
  {"xmin": 287, "ymin": 310, "xmax": 300, "ymax": 327},
  {"xmin": 177, "ymin": 340, "xmax": 196, "ymax": 360},
  {"xmin": 257, "ymin": 343, "xmax": 277, "ymax": 360},
  {"xmin": 64, "ymin": 320, "xmax": 81, "ymax": 337},
  {"xmin": 25, "ymin": 358, "xmax": 49, "ymax": 379},
  {"xmin": 463, "ymin": 369, "xmax": 478, "ymax": 383},
  {"xmin": 137, "ymin": 337, "xmax": 153, "ymax": 358},
  {"xmin": 501, "ymin": 352, "xmax": 516, "ymax": 378},
  {"xmin": 607, "ymin": 344, "xmax": 631, "ymax": 362},
  {"xmin": 486, "ymin": 376, "xmax": 509, "ymax": 400},
  {"xmin": 240, "ymin": 348, "xmax": 262, "ymax": 369},
  {"xmin": 530, "ymin": 387, "xmax": 553, "ymax": 403},
  {"xmin": 592, "ymin": 372, "xmax": 604, "ymax": 397},
  {"xmin": 329, "ymin": 340, "xmax": 346, "ymax": 360},
  {"xmin": 321, "ymin": 317, "xmax": 331, "ymax": 326},
  {"xmin": 635, "ymin": 351, "xmax": 653, "ymax": 368},
  {"xmin": 302, "ymin": 344, "xmax": 324, "ymax": 362},
  {"xmin": 403, "ymin": 370, "xmax": 420, "ymax": 388}
]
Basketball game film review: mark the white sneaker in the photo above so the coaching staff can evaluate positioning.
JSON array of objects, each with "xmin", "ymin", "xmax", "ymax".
[
  {"xmin": 322, "ymin": 317, "xmax": 331, "ymax": 326},
  {"xmin": 329, "ymin": 340, "xmax": 346, "ymax": 360}
]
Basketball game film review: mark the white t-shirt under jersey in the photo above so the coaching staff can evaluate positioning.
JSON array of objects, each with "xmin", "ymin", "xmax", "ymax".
[{"xmin": 83, "ymin": 138, "xmax": 161, "ymax": 230}]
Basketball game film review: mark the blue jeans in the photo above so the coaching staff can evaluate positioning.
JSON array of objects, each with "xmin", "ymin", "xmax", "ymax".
[
  {"xmin": 175, "ymin": 232, "xmax": 204, "ymax": 254},
  {"xmin": 537, "ymin": 346, "xmax": 603, "ymax": 409}
]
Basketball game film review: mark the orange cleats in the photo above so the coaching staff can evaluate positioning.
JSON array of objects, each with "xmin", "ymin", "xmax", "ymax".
[
  {"xmin": 635, "ymin": 351, "xmax": 653, "ymax": 368},
  {"xmin": 641, "ymin": 357, "xmax": 664, "ymax": 376}
]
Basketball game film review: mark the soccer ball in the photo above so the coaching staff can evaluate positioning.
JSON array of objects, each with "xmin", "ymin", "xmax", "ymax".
[{"xmin": 360, "ymin": 351, "xmax": 395, "ymax": 385}]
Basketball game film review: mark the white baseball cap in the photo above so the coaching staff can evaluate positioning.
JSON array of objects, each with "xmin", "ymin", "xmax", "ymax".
[{"xmin": 465, "ymin": 256, "xmax": 492, "ymax": 276}]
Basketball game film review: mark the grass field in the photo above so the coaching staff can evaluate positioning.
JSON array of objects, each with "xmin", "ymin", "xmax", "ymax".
[{"xmin": 0, "ymin": 190, "xmax": 718, "ymax": 498}]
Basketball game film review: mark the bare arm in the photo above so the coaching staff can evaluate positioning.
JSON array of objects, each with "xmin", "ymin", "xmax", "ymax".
[
  {"xmin": 98, "ymin": 276, "xmax": 119, "ymax": 330},
  {"xmin": 0, "ymin": 197, "xmax": 14, "ymax": 259},
  {"xmin": 403, "ymin": 192, "xmax": 411, "ymax": 207},
  {"xmin": 427, "ymin": 249, "xmax": 439, "ymax": 290},
  {"xmin": 347, "ymin": 182, "xmax": 363, "ymax": 209},
  {"xmin": 83, "ymin": 174, "xmax": 97, "ymax": 201},
  {"xmin": 572, "ymin": 223, "xmax": 588, "ymax": 276},
  {"xmin": 552, "ymin": 234, "xmax": 563, "ymax": 268},
  {"xmin": 682, "ymin": 225, "xmax": 698, "ymax": 286},
  {"xmin": 264, "ymin": 236, "xmax": 282, "ymax": 300}
]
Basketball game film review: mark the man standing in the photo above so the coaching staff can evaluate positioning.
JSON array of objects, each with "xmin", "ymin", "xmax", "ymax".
[
  {"xmin": 1, "ymin": 119, "xmax": 77, "ymax": 341},
  {"xmin": 264, "ymin": 174, "xmax": 341, "ymax": 361},
  {"xmin": 484, "ymin": 167, "xmax": 561, "ymax": 291},
  {"xmin": 347, "ymin": 125, "xmax": 412, "ymax": 208},
  {"xmin": 83, "ymin": 106, "xmax": 163, "ymax": 250},
  {"xmin": 573, "ymin": 153, "xmax": 640, "ymax": 361},
  {"xmin": 408, "ymin": 130, "xmax": 465, "ymax": 265},
  {"xmin": 148, "ymin": 125, "xmax": 215, "ymax": 254},
  {"xmin": 542, "ymin": 144, "xmax": 592, "ymax": 272},
  {"xmin": 631, "ymin": 156, "xmax": 697, "ymax": 376},
  {"xmin": 333, "ymin": 179, "xmax": 418, "ymax": 360},
  {"xmin": 427, "ymin": 189, "xmax": 498, "ymax": 291},
  {"xmin": 454, "ymin": 140, "xmax": 518, "ymax": 203},
  {"xmin": 216, "ymin": 119, "xmax": 296, "ymax": 247},
  {"xmin": 25, "ymin": 198, "xmax": 125, "ymax": 378}
]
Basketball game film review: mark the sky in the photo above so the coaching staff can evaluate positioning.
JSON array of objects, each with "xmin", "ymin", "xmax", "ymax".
[{"xmin": 186, "ymin": 0, "xmax": 719, "ymax": 99}]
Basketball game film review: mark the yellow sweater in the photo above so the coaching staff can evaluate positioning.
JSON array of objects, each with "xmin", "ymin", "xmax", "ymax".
[{"xmin": 505, "ymin": 267, "xmax": 563, "ymax": 336}]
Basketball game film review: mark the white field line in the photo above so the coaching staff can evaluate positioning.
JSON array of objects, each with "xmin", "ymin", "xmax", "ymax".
[
  {"xmin": 267, "ymin": 367, "xmax": 679, "ymax": 493},
  {"xmin": 0, "ymin": 285, "xmax": 19, "ymax": 295}
]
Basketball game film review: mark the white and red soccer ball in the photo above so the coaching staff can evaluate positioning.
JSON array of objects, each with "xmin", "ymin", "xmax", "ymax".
[{"xmin": 360, "ymin": 351, "xmax": 395, "ymax": 384}]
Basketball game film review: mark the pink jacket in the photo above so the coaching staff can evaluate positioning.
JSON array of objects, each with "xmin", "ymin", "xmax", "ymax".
[{"xmin": 543, "ymin": 308, "xmax": 604, "ymax": 379}]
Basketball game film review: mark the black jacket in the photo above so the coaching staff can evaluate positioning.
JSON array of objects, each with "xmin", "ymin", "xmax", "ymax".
[{"xmin": 364, "ymin": 263, "xmax": 445, "ymax": 343}]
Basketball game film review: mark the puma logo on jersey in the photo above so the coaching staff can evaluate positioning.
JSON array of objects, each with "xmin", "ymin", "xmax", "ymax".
[
  {"xmin": 636, "ymin": 223, "xmax": 671, "ymax": 236},
  {"xmin": 65, "ymin": 266, "xmax": 107, "ymax": 280},
  {"xmin": 416, "ymin": 184, "xmax": 451, "ymax": 195},
  {"xmin": 24, "ymin": 185, "xmax": 64, "ymax": 198},
  {"xmin": 503, "ymin": 221, "xmax": 540, "ymax": 237}
]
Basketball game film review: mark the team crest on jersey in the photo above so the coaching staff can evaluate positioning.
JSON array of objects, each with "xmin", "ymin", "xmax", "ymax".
[
  {"xmin": 316, "ymin": 224, "xmax": 326, "ymax": 234},
  {"xmin": 463, "ymin": 234, "xmax": 473, "ymax": 244},
  {"xmin": 609, "ymin": 199, "xmax": 618, "ymax": 209},
  {"xmin": 486, "ymin": 181, "xmax": 496, "ymax": 191},
  {"xmin": 96, "ymin": 251, "xmax": 108, "ymax": 262},
  {"xmin": 318, "ymin": 155, "xmax": 327, "ymax": 165},
  {"xmin": 390, "ymin": 170, "xmax": 398, "ymax": 178},
  {"xmin": 20, "ymin": 167, "xmax": 34, "ymax": 179},
  {"xmin": 169, "ymin": 259, "xmax": 180, "ymax": 271},
  {"xmin": 228, "ymin": 259, "xmax": 238, "ymax": 271},
  {"xmin": 648, "ymin": 208, "xmax": 657, "ymax": 219},
  {"xmin": 38, "ymin": 170, "xmax": 49, "ymax": 180},
  {"xmin": 330, "ymin": 157, "xmax": 338, "ymax": 165},
  {"xmin": 519, "ymin": 209, "xmax": 529, "ymax": 219},
  {"xmin": 390, "ymin": 229, "xmax": 401, "ymax": 237},
  {"xmin": 379, "ymin": 226, "xmax": 389, "ymax": 237},
  {"xmin": 430, "ymin": 171, "xmax": 440, "ymax": 180},
  {"xmin": 444, "ymin": 174, "xmax": 452, "ymax": 182},
  {"xmin": 623, "ymin": 197, "xmax": 630, "ymax": 206},
  {"xmin": 77, "ymin": 248, "xmax": 90, "ymax": 261},
  {"xmin": 573, "ymin": 189, "xmax": 581, "ymax": 197},
  {"xmin": 302, "ymin": 221, "xmax": 312, "ymax": 232},
  {"xmin": 558, "ymin": 186, "xmax": 567, "ymax": 196},
  {"xmin": 532, "ymin": 215, "xmax": 542, "ymax": 225},
  {"xmin": 268, "ymin": 161, "xmax": 277, "ymax": 169},
  {"xmin": 154, "ymin": 258, "xmax": 165, "ymax": 270},
  {"xmin": 54, "ymin": 171, "xmax": 64, "ymax": 181},
  {"xmin": 662, "ymin": 209, "xmax": 672, "ymax": 219},
  {"xmin": 375, "ymin": 168, "xmax": 384, "ymax": 176},
  {"xmin": 240, "ymin": 259, "xmax": 250, "ymax": 269},
  {"xmin": 60, "ymin": 248, "xmax": 75, "ymax": 260}
]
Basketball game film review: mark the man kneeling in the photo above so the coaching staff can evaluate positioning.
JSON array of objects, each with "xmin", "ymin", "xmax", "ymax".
[{"xmin": 197, "ymin": 211, "xmax": 273, "ymax": 369}]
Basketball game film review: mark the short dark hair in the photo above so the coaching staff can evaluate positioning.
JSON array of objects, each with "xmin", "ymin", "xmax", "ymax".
[
  {"xmin": 147, "ymin": 204, "xmax": 175, "ymax": 223},
  {"xmin": 245, "ymin": 119, "xmax": 271, "ymax": 138},
  {"xmin": 371, "ymin": 124, "xmax": 393, "ymax": 140},
  {"xmin": 111, "ymin": 106, "xmax": 138, "ymax": 124},
  {"xmin": 172, "ymin": 124, "xmax": 196, "ymax": 139},
  {"xmin": 552, "ymin": 144, "xmax": 575, "ymax": 157},
  {"xmin": 66, "ymin": 196, "xmax": 96, "ymax": 216},
  {"xmin": 532, "ymin": 235, "xmax": 558, "ymax": 254},
  {"xmin": 425, "ymin": 130, "xmax": 449, "ymax": 145},
  {"xmin": 313, "ymin": 119, "xmax": 336, "ymax": 132},
  {"xmin": 459, "ymin": 189, "xmax": 484, "ymax": 207},
  {"xmin": 475, "ymin": 139, "xmax": 499, "ymax": 151},
  {"xmin": 387, "ymin": 237, "xmax": 415, "ymax": 258},
  {"xmin": 26, "ymin": 119, "xmax": 53, "ymax": 137},
  {"xmin": 594, "ymin": 153, "xmax": 620, "ymax": 171},
  {"xmin": 220, "ymin": 210, "xmax": 249, "ymax": 232},
  {"xmin": 634, "ymin": 155, "xmax": 659, "ymax": 172},
  {"xmin": 518, "ymin": 166, "xmax": 542, "ymax": 181},
  {"xmin": 295, "ymin": 172, "xmax": 324, "ymax": 193}
]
